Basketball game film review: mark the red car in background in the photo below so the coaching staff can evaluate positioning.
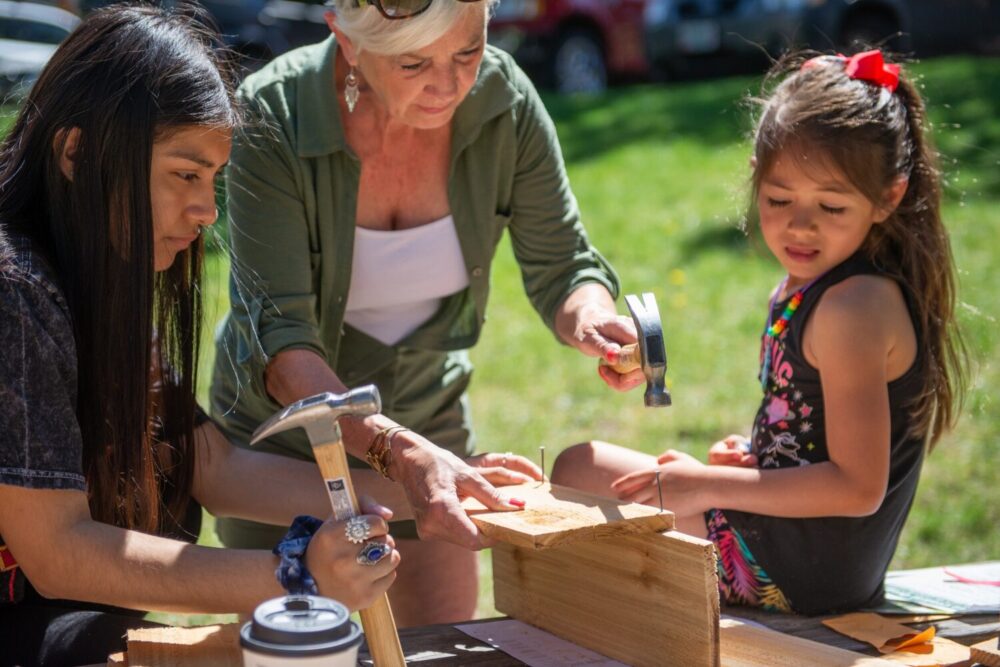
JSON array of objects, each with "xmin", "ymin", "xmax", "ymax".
[{"xmin": 489, "ymin": 0, "xmax": 650, "ymax": 94}]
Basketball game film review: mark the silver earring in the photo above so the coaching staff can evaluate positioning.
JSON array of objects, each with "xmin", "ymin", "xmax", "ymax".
[{"xmin": 345, "ymin": 66, "xmax": 359, "ymax": 113}]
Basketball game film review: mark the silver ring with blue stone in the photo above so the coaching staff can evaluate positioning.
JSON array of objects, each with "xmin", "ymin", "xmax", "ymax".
[{"xmin": 357, "ymin": 541, "xmax": 391, "ymax": 566}]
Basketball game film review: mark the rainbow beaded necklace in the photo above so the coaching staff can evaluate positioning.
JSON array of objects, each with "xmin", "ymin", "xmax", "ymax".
[{"xmin": 759, "ymin": 275, "xmax": 823, "ymax": 391}]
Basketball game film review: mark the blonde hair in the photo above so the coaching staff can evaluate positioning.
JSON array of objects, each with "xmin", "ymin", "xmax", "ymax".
[{"xmin": 329, "ymin": 0, "xmax": 500, "ymax": 56}]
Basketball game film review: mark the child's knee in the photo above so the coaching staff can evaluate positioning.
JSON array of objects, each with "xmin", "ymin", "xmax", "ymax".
[{"xmin": 551, "ymin": 441, "xmax": 603, "ymax": 485}]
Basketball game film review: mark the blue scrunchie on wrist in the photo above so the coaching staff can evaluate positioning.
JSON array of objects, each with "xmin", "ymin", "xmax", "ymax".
[{"xmin": 273, "ymin": 515, "xmax": 324, "ymax": 595}]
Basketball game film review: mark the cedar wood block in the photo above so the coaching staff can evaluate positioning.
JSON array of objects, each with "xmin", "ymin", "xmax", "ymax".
[
  {"xmin": 493, "ymin": 530, "xmax": 720, "ymax": 667},
  {"xmin": 124, "ymin": 624, "xmax": 241, "ymax": 666}
]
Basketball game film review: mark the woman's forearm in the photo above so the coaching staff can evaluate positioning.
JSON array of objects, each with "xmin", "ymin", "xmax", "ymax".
[
  {"xmin": 54, "ymin": 521, "xmax": 281, "ymax": 614},
  {"xmin": 2, "ymin": 486, "xmax": 281, "ymax": 615},
  {"xmin": 264, "ymin": 349, "xmax": 399, "ymax": 462},
  {"xmin": 553, "ymin": 283, "xmax": 618, "ymax": 348},
  {"xmin": 196, "ymin": 443, "xmax": 412, "ymax": 523},
  {"xmin": 265, "ymin": 348, "xmax": 349, "ymax": 405},
  {"xmin": 194, "ymin": 418, "xmax": 412, "ymax": 525}
]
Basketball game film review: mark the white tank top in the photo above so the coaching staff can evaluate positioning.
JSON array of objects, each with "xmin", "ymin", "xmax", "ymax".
[{"xmin": 344, "ymin": 215, "xmax": 470, "ymax": 345}]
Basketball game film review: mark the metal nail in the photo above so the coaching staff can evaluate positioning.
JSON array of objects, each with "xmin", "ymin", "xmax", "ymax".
[{"xmin": 656, "ymin": 470, "xmax": 664, "ymax": 513}]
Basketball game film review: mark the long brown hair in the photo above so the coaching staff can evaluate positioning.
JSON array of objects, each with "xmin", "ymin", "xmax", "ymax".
[
  {"xmin": 749, "ymin": 51, "xmax": 967, "ymax": 449},
  {"xmin": 0, "ymin": 4, "xmax": 238, "ymax": 532}
]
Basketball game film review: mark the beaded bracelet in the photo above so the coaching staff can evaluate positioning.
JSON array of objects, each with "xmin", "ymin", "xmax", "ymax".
[
  {"xmin": 365, "ymin": 425, "xmax": 409, "ymax": 481},
  {"xmin": 273, "ymin": 515, "xmax": 323, "ymax": 595}
]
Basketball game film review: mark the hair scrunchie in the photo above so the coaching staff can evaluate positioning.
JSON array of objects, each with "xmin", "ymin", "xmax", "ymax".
[
  {"xmin": 801, "ymin": 49, "xmax": 900, "ymax": 91},
  {"xmin": 273, "ymin": 515, "xmax": 324, "ymax": 595}
]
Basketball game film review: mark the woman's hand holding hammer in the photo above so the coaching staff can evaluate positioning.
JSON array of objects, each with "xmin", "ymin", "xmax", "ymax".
[
  {"xmin": 553, "ymin": 284, "xmax": 647, "ymax": 392},
  {"xmin": 306, "ymin": 499, "xmax": 400, "ymax": 611}
]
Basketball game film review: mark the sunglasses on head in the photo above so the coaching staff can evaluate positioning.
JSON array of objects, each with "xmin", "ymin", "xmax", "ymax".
[{"xmin": 349, "ymin": 0, "xmax": 482, "ymax": 20}]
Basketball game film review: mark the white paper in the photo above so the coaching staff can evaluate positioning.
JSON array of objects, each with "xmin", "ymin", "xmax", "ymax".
[
  {"xmin": 454, "ymin": 619, "xmax": 627, "ymax": 667},
  {"xmin": 884, "ymin": 562, "xmax": 1000, "ymax": 614}
]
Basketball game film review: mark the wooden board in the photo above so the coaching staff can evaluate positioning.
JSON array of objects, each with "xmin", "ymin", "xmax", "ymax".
[
  {"xmin": 493, "ymin": 529, "xmax": 719, "ymax": 667},
  {"xmin": 464, "ymin": 482, "xmax": 674, "ymax": 550},
  {"xmin": 719, "ymin": 619, "xmax": 898, "ymax": 666},
  {"xmin": 972, "ymin": 637, "xmax": 1000, "ymax": 667},
  {"xmin": 125, "ymin": 624, "xmax": 241, "ymax": 667}
]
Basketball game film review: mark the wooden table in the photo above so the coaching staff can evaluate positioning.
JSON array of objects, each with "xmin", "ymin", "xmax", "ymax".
[
  {"xmin": 354, "ymin": 611, "xmax": 1000, "ymax": 665},
  {"xmin": 104, "ymin": 610, "xmax": 998, "ymax": 665}
]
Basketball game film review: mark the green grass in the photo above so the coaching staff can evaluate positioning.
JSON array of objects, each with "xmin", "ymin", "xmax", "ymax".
[{"xmin": 4, "ymin": 55, "xmax": 998, "ymax": 625}]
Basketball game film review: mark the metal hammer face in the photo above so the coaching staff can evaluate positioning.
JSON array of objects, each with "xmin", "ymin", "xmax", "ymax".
[
  {"xmin": 250, "ymin": 385, "xmax": 382, "ymax": 447},
  {"xmin": 625, "ymin": 293, "xmax": 671, "ymax": 408}
]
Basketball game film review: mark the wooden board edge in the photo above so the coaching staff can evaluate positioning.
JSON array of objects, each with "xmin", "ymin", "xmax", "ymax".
[
  {"xmin": 720, "ymin": 618, "xmax": 900, "ymax": 666},
  {"xmin": 972, "ymin": 637, "xmax": 1000, "ymax": 667},
  {"xmin": 471, "ymin": 512, "xmax": 675, "ymax": 550}
]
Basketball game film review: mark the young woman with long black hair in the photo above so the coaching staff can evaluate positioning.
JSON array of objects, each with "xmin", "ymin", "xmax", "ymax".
[{"xmin": 0, "ymin": 6, "xmax": 403, "ymax": 664}]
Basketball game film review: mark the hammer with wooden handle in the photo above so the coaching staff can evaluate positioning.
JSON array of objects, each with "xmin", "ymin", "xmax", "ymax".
[
  {"xmin": 251, "ymin": 385, "xmax": 405, "ymax": 667},
  {"xmin": 600, "ymin": 292, "xmax": 672, "ymax": 407}
]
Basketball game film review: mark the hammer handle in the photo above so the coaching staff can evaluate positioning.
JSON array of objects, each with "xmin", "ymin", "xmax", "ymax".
[
  {"xmin": 600, "ymin": 343, "xmax": 642, "ymax": 374},
  {"xmin": 313, "ymin": 442, "xmax": 406, "ymax": 667}
]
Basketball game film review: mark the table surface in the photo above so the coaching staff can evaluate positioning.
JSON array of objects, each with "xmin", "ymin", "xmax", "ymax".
[{"xmin": 355, "ymin": 610, "xmax": 1000, "ymax": 665}]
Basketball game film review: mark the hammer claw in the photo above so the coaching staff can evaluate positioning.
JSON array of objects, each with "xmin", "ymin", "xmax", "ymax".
[{"xmin": 250, "ymin": 386, "xmax": 382, "ymax": 446}]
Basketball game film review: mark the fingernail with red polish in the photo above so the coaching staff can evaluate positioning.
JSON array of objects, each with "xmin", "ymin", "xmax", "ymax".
[{"xmin": 508, "ymin": 498, "xmax": 526, "ymax": 508}]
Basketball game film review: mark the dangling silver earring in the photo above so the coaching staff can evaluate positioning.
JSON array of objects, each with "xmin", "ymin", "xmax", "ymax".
[{"xmin": 345, "ymin": 66, "xmax": 359, "ymax": 113}]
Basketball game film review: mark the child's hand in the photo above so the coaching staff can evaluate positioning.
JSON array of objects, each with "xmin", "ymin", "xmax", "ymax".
[
  {"xmin": 707, "ymin": 435, "xmax": 757, "ymax": 467},
  {"xmin": 610, "ymin": 450, "xmax": 710, "ymax": 515}
]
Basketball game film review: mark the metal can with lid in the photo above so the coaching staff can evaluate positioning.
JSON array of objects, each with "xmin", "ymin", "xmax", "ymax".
[{"xmin": 240, "ymin": 595, "xmax": 362, "ymax": 666}]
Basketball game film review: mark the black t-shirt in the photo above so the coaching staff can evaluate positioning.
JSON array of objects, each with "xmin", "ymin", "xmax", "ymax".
[
  {"xmin": 0, "ymin": 231, "xmax": 85, "ymax": 493},
  {"xmin": 0, "ymin": 229, "xmax": 204, "ymax": 605},
  {"xmin": 723, "ymin": 253, "xmax": 926, "ymax": 615}
]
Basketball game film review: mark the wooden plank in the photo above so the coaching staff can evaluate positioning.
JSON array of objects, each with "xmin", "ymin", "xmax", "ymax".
[
  {"xmin": 493, "ymin": 529, "xmax": 719, "ymax": 667},
  {"xmin": 464, "ymin": 482, "xmax": 674, "ymax": 550},
  {"xmin": 125, "ymin": 624, "xmax": 241, "ymax": 667},
  {"xmin": 719, "ymin": 619, "xmax": 898, "ymax": 666},
  {"xmin": 972, "ymin": 637, "xmax": 1000, "ymax": 667}
]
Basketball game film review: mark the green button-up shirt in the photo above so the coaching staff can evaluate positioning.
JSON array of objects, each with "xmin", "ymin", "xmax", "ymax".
[{"xmin": 209, "ymin": 37, "xmax": 619, "ymax": 466}]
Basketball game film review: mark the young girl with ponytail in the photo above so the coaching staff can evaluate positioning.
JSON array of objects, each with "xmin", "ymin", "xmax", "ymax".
[{"xmin": 553, "ymin": 49, "xmax": 967, "ymax": 615}]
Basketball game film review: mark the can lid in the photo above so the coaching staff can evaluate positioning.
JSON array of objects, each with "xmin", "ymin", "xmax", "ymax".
[{"xmin": 240, "ymin": 595, "xmax": 363, "ymax": 657}]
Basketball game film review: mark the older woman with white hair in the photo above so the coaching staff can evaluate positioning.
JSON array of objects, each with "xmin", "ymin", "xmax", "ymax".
[{"xmin": 210, "ymin": 0, "xmax": 642, "ymax": 626}]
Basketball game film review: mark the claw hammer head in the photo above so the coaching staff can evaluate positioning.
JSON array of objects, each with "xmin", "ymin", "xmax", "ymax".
[
  {"xmin": 625, "ymin": 293, "xmax": 671, "ymax": 408},
  {"xmin": 250, "ymin": 385, "xmax": 382, "ymax": 447}
]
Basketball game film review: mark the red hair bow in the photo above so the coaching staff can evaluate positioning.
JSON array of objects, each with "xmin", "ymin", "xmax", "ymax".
[{"xmin": 802, "ymin": 50, "xmax": 900, "ymax": 92}]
